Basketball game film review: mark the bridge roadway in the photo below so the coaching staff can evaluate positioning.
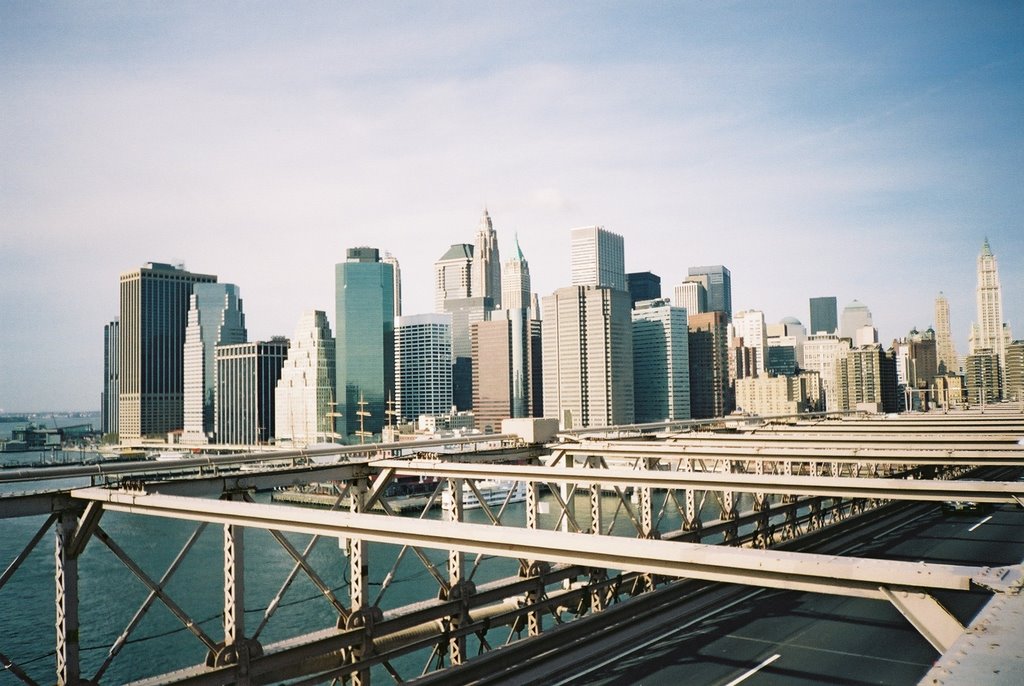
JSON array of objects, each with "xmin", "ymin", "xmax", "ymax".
[{"xmin": 414, "ymin": 493, "xmax": 1024, "ymax": 685}]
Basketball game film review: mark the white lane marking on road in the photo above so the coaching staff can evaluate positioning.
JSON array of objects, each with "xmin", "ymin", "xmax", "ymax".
[
  {"xmin": 968, "ymin": 515, "xmax": 993, "ymax": 532},
  {"xmin": 724, "ymin": 653, "xmax": 781, "ymax": 686}
]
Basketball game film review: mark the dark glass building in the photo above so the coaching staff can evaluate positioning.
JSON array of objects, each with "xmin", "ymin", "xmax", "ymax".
[
  {"xmin": 809, "ymin": 296, "xmax": 838, "ymax": 335},
  {"xmin": 687, "ymin": 265, "xmax": 732, "ymax": 321},
  {"xmin": 335, "ymin": 247, "xmax": 395, "ymax": 442},
  {"xmin": 627, "ymin": 271, "xmax": 661, "ymax": 308}
]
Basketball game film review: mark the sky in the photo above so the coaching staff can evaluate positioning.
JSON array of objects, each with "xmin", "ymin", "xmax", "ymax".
[{"xmin": 1, "ymin": 1, "xmax": 1022, "ymax": 412}]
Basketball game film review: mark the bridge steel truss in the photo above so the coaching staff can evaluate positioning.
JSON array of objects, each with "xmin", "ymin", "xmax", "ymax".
[{"xmin": 1, "ymin": 410, "xmax": 1023, "ymax": 685}]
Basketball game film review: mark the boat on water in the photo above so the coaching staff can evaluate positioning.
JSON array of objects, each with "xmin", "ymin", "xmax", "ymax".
[{"xmin": 442, "ymin": 479, "xmax": 527, "ymax": 510}]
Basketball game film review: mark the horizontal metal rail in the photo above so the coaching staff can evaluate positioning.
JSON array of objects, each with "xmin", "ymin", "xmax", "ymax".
[{"xmin": 71, "ymin": 487, "xmax": 1011, "ymax": 601}]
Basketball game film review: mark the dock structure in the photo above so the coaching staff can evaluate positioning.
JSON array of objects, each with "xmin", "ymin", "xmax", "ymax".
[{"xmin": 1, "ymin": 408, "xmax": 1023, "ymax": 685}]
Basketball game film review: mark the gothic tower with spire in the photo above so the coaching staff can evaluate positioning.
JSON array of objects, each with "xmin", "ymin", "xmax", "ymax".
[
  {"xmin": 970, "ymin": 238, "xmax": 1007, "ymax": 369},
  {"xmin": 472, "ymin": 208, "xmax": 501, "ymax": 308},
  {"xmin": 501, "ymin": 233, "xmax": 531, "ymax": 312}
]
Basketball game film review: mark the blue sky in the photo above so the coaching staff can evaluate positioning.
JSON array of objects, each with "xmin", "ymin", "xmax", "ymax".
[{"xmin": 1, "ymin": 2, "xmax": 1021, "ymax": 411}]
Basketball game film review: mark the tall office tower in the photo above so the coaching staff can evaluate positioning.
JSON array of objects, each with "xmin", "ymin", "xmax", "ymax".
[
  {"xmin": 118, "ymin": 262, "xmax": 217, "ymax": 440},
  {"xmin": 687, "ymin": 311, "xmax": 730, "ymax": 419},
  {"xmin": 840, "ymin": 300, "xmax": 872, "ymax": 341},
  {"xmin": 730, "ymin": 310, "xmax": 767, "ymax": 375},
  {"xmin": 215, "ymin": 338, "xmax": 288, "ymax": 445},
  {"xmin": 501, "ymin": 234, "xmax": 531, "ymax": 312},
  {"xmin": 542, "ymin": 285, "xmax": 634, "ymax": 429},
  {"xmin": 673, "ymin": 279, "xmax": 707, "ymax": 316},
  {"xmin": 472, "ymin": 308, "xmax": 538, "ymax": 431},
  {"xmin": 964, "ymin": 350, "xmax": 1002, "ymax": 406},
  {"xmin": 101, "ymin": 320, "xmax": 119, "ymax": 436},
  {"xmin": 809, "ymin": 296, "xmax": 838, "ymax": 335},
  {"xmin": 836, "ymin": 345, "xmax": 898, "ymax": 413},
  {"xmin": 182, "ymin": 283, "xmax": 246, "ymax": 444},
  {"xmin": 382, "ymin": 251, "xmax": 403, "ymax": 317},
  {"xmin": 632, "ymin": 299, "xmax": 690, "ymax": 422},
  {"xmin": 434, "ymin": 244, "xmax": 474, "ymax": 312},
  {"xmin": 971, "ymin": 238, "xmax": 1007, "ymax": 372},
  {"xmin": 687, "ymin": 266, "xmax": 732, "ymax": 320},
  {"xmin": 471, "ymin": 209, "xmax": 501, "ymax": 307},
  {"xmin": 395, "ymin": 313, "xmax": 453, "ymax": 422},
  {"xmin": 444, "ymin": 296, "xmax": 493, "ymax": 410},
  {"xmin": 802, "ymin": 333, "xmax": 852, "ymax": 411},
  {"xmin": 274, "ymin": 311, "xmax": 336, "ymax": 446},
  {"xmin": 336, "ymin": 247, "xmax": 395, "ymax": 443},
  {"xmin": 1004, "ymin": 341, "xmax": 1024, "ymax": 403},
  {"xmin": 934, "ymin": 293, "xmax": 959, "ymax": 374},
  {"xmin": 627, "ymin": 271, "xmax": 661, "ymax": 308},
  {"xmin": 570, "ymin": 226, "xmax": 626, "ymax": 291},
  {"xmin": 907, "ymin": 327, "xmax": 938, "ymax": 389}
]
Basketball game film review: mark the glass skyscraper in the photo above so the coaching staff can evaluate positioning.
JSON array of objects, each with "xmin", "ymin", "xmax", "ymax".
[
  {"xmin": 335, "ymin": 247, "xmax": 395, "ymax": 442},
  {"xmin": 809, "ymin": 296, "xmax": 838, "ymax": 335},
  {"xmin": 687, "ymin": 265, "xmax": 732, "ymax": 321}
]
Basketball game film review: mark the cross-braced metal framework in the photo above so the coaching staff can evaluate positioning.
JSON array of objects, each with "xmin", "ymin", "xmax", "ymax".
[{"xmin": 1, "ymin": 409, "xmax": 1023, "ymax": 685}]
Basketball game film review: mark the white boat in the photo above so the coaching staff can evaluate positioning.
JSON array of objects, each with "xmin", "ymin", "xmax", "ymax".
[{"xmin": 442, "ymin": 480, "xmax": 527, "ymax": 510}]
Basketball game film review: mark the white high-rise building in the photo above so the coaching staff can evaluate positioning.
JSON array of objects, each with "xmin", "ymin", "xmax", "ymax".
[
  {"xmin": 472, "ymin": 209, "xmax": 501, "ymax": 307},
  {"xmin": 971, "ymin": 239, "xmax": 1007, "ymax": 370},
  {"xmin": 501, "ymin": 234, "xmax": 531, "ymax": 312},
  {"xmin": 182, "ymin": 283, "xmax": 246, "ymax": 444},
  {"xmin": 840, "ymin": 300, "xmax": 873, "ymax": 341},
  {"xmin": 802, "ymin": 333, "xmax": 852, "ymax": 411},
  {"xmin": 434, "ymin": 244, "xmax": 474, "ymax": 312},
  {"xmin": 934, "ymin": 292, "xmax": 959, "ymax": 374},
  {"xmin": 542, "ymin": 285, "xmax": 634, "ymax": 429},
  {"xmin": 274, "ymin": 311, "xmax": 336, "ymax": 446},
  {"xmin": 395, "ymin": 313, "xmax": 453, "ymax": 422},
  {"xmin": 673, "ymin": 279, "xmax": 707, "ymax": 316},
  {"xmin": 730, "ymin": 310, "xmax": 768, "ymax": 375},
  {"xmin": 382, "ymin": 251, "xmax": 402, "ymax": 317},
  {"xmin": 632, "ymin": 299, "xmax": 690, "ymax": 422},
  {"xmin": 570, "ymin": 226, "xmax": 626, "ymax": 292}
]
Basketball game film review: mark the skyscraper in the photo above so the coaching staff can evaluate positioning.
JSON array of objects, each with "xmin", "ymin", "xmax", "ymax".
[
  {"xmin": 501, "ymin": 234, "xmax": 531, "ymax": 312},
  {"xmin": 382, "ymin": 251, "xmax": 403, "ymax": 317},
  {"xmin": 472, "ymin": 209, "xmax": 501, "ymax": 307},
  {"xmin": 542, "ymin": 285, "xmax": 634, "ymax": 429},
  {"xmin": 627, "ymin": 271, "xmax": 661, "ymax": 308},
  {"xmin": 275, "ymin": 311, "xmax": 336, "ymax": 446},
  {"xmin": 395, "ymin": 313, "xmax": 453, "ymax": 422},
  {"xmin": 335, "ymin": 247, "xmax": 395, "ymax": 442},
  {"xmin": 809, "ymin": 296, "xmax": 838, "ymax": 335},
  {"xmin": 215, "ymin": 338, "xmax": 289, "ymax": 445},
  {"xmin": 836, "ymin": 345, "xmax": 898, "ymax": 413},
  {"xmin": 182, "ymin": 283, "xmax": 246, "ymax": 444},
  {"xmin": 118, "ymin": 262, "xmax": 217, "ymax": 440},
  {"xmin": 472, "ymin": 308, "xmax": 537, "ymax": 431},
  {"xmin": 934, "ymin": 292, "xmax": 959, "ymax": 374},
  {"xmin": 570, "ymin": 226, "xmax": 626, "ymax": 292},
  {"xmin": 730, "ymin": 310, "xmax": 768, "ymax": 375},
  {"xmin": 444, "ymin": 296, "xmax": 493, "ymax": 410},
  {"xmin": 687, "ymin": 311, "xmax": 729, "ymax": 419},
  {"xmin": 802, "ymin": 333, "xmax": 851, "ymax": 411},
  {"xmin": 673, "ymin": 279, "xmax": 707, "ymax": 316},
  {"xmin": 632, "ymin": 299, "xmax": 690, "ymax": 422},
  {"xmin": 434, "ymin": 243, "xmax": 474, "ymax": 312},
  {"xmin": 971, "ymin": 238, "xmax": 1007, "ymax": 372},
  {"xmin": 687, "ymin": 266, "xmax": 732, "ymax": 320},
  {"xmin": 101, "ymin": 320, "xmax": 119, "ymax": 436},
  {"xmin": 840, "ymin": 300, "xmax": 872, "ymax": 341}
]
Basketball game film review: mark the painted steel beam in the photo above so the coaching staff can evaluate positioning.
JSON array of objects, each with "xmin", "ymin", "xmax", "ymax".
[
  {"xmin": 369, "ymin": 459, "xmax": 1024, "ymax": 503},
  {"xmin": 553, "ymin": 441, "xmax": 1024, "ymax": 466},
  {"xmin": 70, "ymin": 488, "xmax": 1006, "ymax": 602}
]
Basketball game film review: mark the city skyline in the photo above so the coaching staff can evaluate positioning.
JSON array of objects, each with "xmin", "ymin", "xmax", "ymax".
[{"xmin": 2, "ymin": 3, "xmax": 1022, "ymax": 411}]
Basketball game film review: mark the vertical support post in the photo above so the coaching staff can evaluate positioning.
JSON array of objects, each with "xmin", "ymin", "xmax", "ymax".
[
  {"xmin": 223, "ymin": 518, "xmax": 245, "ymax": 649},
  {"xmin": 682, "ymin": 457, "xmax": 701, "ymax": 541},
  {"xmin": 445, "ymin": 477, "xmax": 467, "ymax": 666},
  {"xmin": 561, "ymin": 453, "xmax": 574, "ymax": 534},
  {"xmin": 753, "ymin": 459, "xmax": 770, "ymax": 548},
  {"xmin": 348, "ymin": 476, "xmax": 371, "ymax": 685},
  {"xmin": 721, "ymin": 460, "xmax": 738, "ymax": 545},
  {"xmin": 523, "ymin": 480, "xmax": 545, "ymax": 637},
  {"xmin": 637, "ymin": 456, "xmax": 657, "ymax": 591},
  {"xmin": 587, "ymin": 455, "xmax": 602, "ymax": 535},
  {"xmin": 782, "ymin": 459, "xmax": 798, "ymax": 539},
  {"xmin": 55, "ymin": 512, "xmax": 81, "ymax": 686}
]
